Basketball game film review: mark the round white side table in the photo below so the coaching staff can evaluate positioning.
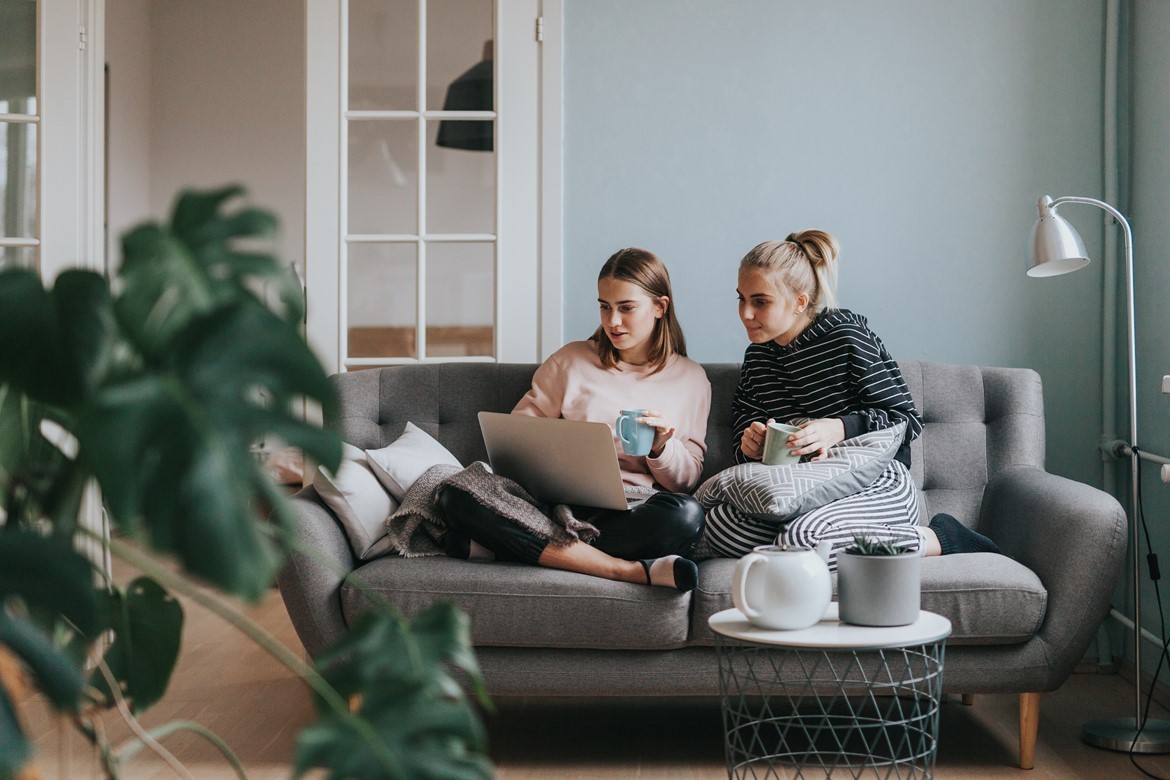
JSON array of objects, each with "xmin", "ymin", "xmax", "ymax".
[{"xmin": 709, "ymin": 604, "xmax": 952, "ymax": 779}]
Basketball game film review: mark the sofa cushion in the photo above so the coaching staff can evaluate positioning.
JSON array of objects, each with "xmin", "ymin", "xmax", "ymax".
[
  {"xmin": 341, "ymin": 556, "xmax": 693, "ymax": 650},
  {"xmin": 690, "ymin": 553, "xmax": 1046, "ymax": 646}
]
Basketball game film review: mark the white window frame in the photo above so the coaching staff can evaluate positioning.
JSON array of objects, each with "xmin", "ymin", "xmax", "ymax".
[{"xmin": 306, "ymin": 0, "xmax": 557, "ymax": 374}]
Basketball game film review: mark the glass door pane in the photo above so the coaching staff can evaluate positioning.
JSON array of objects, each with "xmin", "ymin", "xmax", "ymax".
[
  {"xmin": 0, "ymin": 0, "xmax": 37, "ymax": 109},
  {"xmin": 348, "ymin": 0, "xmax": 417, "ymax": 110},
  {"xmin": 0, "ymin": 122, "xmax": 36, "ymax": 240},
  {"xmin": 347, "ymin": 120, "xmax": 418, "ymax": 235},
  {"xmin": 426, "ymin": 242, "xmax": 494, "ymax": 357},
  {"xmin": 347, "ymin": 242, "xmax": 418, "ymax": 358},
  {"xmin": 426, "ymin": 0, "xmax": 493, "ymax": 112},
  {"xmin": 426, "ymin": 119, "xmax": 494, "ymax": 234},
  {"xmin": 0, "ymin": 0, "xmax": 38, "ymax": 270}
]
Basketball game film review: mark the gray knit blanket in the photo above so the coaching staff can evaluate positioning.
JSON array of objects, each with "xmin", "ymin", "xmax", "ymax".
[{"xmin": 384, "ymin": 461, "xmax": 601, "ymax": 557}]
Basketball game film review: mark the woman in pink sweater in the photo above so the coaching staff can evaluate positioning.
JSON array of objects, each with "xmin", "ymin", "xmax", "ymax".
[{"xmin": 439, "ymin": 248, "xmax": 711, "ymax": 591}]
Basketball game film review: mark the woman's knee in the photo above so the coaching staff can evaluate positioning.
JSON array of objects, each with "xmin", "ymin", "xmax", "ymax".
[
  {"xmin": 645, "ymin": 492, "xmax": 705, "ymax": 556},
  {"xmin": 779, "ymin": 514, "xmax": 824, "ymax": 549},
  {"xmin": 436, "ymin": 484, "xmax": 545, "ymax": 564}
]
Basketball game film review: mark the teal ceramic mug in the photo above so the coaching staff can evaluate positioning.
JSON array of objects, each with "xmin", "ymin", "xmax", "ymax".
[{"xmin": 616, "ymin": 409, "xmax": 655, "ymax": 456}]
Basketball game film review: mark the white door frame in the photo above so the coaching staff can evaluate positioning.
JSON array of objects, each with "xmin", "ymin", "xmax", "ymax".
[
  {"xmin": 40, "ymin": 0, "xmax": 105, "ymax": 279},
  {"xmin": 36, "ymin": 0, "xmax": 110, "ymax": 598},
  {"xmin": 537, "ymin": 0, "xmax": 562, "ymax": 360}
]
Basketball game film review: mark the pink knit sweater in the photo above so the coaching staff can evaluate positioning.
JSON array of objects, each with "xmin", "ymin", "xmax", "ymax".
[{"xmin": 512, "ymin": 340, "xmax": 711, "ymax": 492}]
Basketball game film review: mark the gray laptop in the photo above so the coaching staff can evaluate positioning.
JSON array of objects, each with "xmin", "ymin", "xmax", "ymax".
[{"xmin": 478, "ymin": 411, "xmax": 652, "ymax": 510}]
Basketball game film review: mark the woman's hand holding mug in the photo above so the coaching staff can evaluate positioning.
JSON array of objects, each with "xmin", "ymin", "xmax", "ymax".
[
  {"xmin": 637, "ymin": 410, "xmax": 676, "ymax": 458},
  {"xmin": 739, "ymin": 419, "xmax": 771, "ymax": 460}
]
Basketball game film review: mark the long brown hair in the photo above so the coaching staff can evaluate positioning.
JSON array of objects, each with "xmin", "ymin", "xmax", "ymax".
[
  {"xmin": 740, "ymin": 229, "xmax": 840, "ymax": 313},
  {"xmin": 590, "ymin": 247, "xmax": 687, "ymax": 374}
]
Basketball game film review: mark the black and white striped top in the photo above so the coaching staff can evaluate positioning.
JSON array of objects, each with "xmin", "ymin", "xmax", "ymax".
[{"xmin": 732, "ymin": 309, "xmax": 923, "ymax": 467}]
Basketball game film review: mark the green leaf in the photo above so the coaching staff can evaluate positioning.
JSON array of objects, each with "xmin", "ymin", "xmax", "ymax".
[
  {"xmin": 0, "ymin": 611, "xmax": 86, "ymax": 710},
  {"xmin": 51, "ymin": 269, "xmax": 123, "ymax": 395},
  {"xmin": 410, "ymin": 604, "xmax": 486, "ymax": 699},
  {"xmin": 295, "ymin": 692, "xmax": 491, "ymax": 780},
  {"xmin": 0, "ymin": 685, "xmax": 32, "ymax": 779},
  {"xmin": 295, "ymin": 610, "xmax": 492, "ymax": 780},
  {"xmin": 0, "ymin": 268, "xmax": 84, "ymax": 406},
  {"xmin": 171, "ymin": 300, "xmax": 339, "ymax": 469},
  {"xmin": 168, "ymin": 184, "xmax": 248, "ymax": 247},
  {"xmin": 0, "ymin": 532, "xmax": 99, "ymax": 638},
  {"xmin": 90, "ymin": 577, "xmax": 183, "ymax": 714},
  {"xmin": 116, "ymin": 225, "xmax": 222, "ymax": 359},
  {"xmin": 316, "ymin": 606, "xmax": 484, "ymax": 705},
  {"xmin": 75, "ymin": 374, "xmax": 280, "ymax": 600}
]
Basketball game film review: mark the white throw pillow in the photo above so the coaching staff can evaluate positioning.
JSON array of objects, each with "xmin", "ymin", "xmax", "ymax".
[
  {"xmin": 312, "ymin": 443, "xmax": 397, "ymax": 560},
  {"xmin": 365, "ymin": 422, "xmax": 463, "ymax": 501}
]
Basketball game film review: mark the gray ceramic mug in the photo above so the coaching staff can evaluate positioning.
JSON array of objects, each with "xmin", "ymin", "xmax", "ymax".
[{"xmin": 762, "ymin": 421, "xmax": 802, "ymax": 466}]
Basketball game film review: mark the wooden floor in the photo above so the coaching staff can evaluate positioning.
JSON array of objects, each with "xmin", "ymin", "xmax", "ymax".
[{"xmin": 15, "ymin": 558, "xmax": 1170, "ymax": 779}]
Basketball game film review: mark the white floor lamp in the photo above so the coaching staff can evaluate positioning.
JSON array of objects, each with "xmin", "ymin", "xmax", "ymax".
[{"xmin": 1029, "ymin": 194, "xmax": 1170, "ymax": 752}]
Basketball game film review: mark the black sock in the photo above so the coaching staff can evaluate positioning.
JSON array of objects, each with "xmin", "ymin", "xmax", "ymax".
[
  {"xmin": 928, "ymin": 513, "xmax": 1001, "ymax": 555},
  {"xmin": 641, "ymin": 556, "xmax": 698, "ymax": 592}
]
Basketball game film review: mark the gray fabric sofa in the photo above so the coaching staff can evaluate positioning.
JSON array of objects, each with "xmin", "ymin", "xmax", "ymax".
[{"xmin": 277, "ymin": 360, "xmax": 1127, "ymax": 769}]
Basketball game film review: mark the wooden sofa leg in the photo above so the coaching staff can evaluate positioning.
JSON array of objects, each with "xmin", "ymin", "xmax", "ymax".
[
  {"xmin": 1019, "ymin": 692, "xmax": 1041, "ymax": 770},
  {"xmin": 962, "ymin": 693, "xmax": 975, "ymax": 705}
]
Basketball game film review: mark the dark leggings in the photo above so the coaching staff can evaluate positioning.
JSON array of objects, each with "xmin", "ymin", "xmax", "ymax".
[{"xmin": 437, "ymin": 485, "xmax": 706, "ymax": 565}]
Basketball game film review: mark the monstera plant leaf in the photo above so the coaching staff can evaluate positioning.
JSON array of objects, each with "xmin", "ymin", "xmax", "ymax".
[
  {"xmin": 294, "ymin": 606, "xmax": 492, "ymax": 780},
  {"xmin": 76, "ymin": 298, "xmax": 338, "ymax": 599},
  {"xmin": 89, "ymin": 576, "xmax": 184, "ymax": 714},
  {"xmin": 0, "ymin": 532, "xmax": 98, "ymax": 775},
  {"xmin": 0, "ymin": 187, "xmax": 489, "ymax": 779}
]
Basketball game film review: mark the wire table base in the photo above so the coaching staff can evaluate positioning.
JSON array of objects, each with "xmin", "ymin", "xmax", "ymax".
[{"xmin": 714, "ymin": 625, "xmax": 947, "ymax": 778}]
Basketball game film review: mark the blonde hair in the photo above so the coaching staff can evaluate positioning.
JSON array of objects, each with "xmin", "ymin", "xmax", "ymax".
[
  {"xmin": 590, "ymin": 247, "xmax": 687, "ymax": 374},
  {"xmin": 739, "ymin": 229, "xmax": 840, "ymax": 313}
]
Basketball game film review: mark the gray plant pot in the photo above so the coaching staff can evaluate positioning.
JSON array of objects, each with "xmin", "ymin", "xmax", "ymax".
[{"xmin": 837, "ymin": 551, "xmax": 922, "ymax": 627}]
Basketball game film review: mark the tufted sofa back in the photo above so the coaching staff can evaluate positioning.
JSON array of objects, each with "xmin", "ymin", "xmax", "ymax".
[{"xmin": 330, "ymin": 360, "xmax": 1046, "ymax": 524}]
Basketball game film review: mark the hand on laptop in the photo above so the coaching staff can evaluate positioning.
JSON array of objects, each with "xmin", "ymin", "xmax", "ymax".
[{"xmin": 637, "ymin": 410, "xmax": 676, "ymax": 458}]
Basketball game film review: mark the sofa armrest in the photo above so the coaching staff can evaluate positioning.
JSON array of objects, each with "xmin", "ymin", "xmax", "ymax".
[
  {"xmin": 276, "ymin": 486, "xmax": 357, "ymax": 659},
  {"xmin": 979, "ymin": 467, "xmax": 1127, "ymax": 685}
]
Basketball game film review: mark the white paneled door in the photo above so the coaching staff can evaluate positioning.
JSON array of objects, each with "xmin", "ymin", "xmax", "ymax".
[{"xmin": 306, "ymin": 0, "xmax": 553, "ymax": 373}]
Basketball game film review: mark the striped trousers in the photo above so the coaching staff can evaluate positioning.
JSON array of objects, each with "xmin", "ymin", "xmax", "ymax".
[{"xmin": 700, "ymin": 460, "xmax": 921, "ymax": 570}]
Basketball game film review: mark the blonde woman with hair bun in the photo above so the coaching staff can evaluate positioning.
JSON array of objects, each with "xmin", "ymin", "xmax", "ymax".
[{"xmin": 701, "ymin": 230, "xmax": 1002, "ymax": 569}]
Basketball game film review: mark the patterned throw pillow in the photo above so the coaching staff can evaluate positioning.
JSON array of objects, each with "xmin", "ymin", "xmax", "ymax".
[{"xmin": 694, "ymin": 423, "xmax": 906, "ymax": 520}]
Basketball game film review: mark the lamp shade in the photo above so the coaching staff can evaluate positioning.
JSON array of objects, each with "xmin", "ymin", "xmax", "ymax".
[{"xmin": 1028, "ymin": 196, "xmax": 1091, "ymax": 277}]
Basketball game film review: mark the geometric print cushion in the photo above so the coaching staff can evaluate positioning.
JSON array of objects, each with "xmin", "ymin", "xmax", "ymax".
[{"xmin": 694, "ymin": 422, "xmax": 906, "ymax": 521}]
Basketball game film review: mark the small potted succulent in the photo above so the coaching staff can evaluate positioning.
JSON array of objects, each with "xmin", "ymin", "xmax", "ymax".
[{"xmin": 837, "ymin": 535, "xmax": 922, "ymax": 627}]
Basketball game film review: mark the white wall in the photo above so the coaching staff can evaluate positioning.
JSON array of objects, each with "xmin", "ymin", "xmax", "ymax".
[
  {"xmin": 104, "ymin": 0, "xmax": 151, "ymax": 269},
  {"xmin": 145, "ymin": 0, "xmax": 305, "ymax": 275}
]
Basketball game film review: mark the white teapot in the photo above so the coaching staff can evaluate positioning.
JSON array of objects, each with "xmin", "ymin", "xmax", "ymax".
[{"xmin": 731, "ymin": 541, "xmax": 833, "ymax": 630}]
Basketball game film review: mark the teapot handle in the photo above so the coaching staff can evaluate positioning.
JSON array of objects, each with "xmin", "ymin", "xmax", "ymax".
[{"xmin": 731, "ymin": 553, "xmax": 767, "ymax": 622}]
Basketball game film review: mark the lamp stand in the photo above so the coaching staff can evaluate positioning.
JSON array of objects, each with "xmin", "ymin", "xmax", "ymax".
[{"xmin": 1053, "ymin": 197, "xmax": 1170, "ymax": 754}]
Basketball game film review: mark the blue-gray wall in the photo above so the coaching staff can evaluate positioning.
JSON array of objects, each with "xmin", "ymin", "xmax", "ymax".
[
  {"xmin": 564, "ymin": 0, "xmax": 1105, "ymax": 487},
  {"xmin": 1131, "ymin": 0, "xmax": 1170, "ymax": 684},
  {"xmin": 564, "ymin": 0, "xmax": 1170, "ymax": 681}
]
